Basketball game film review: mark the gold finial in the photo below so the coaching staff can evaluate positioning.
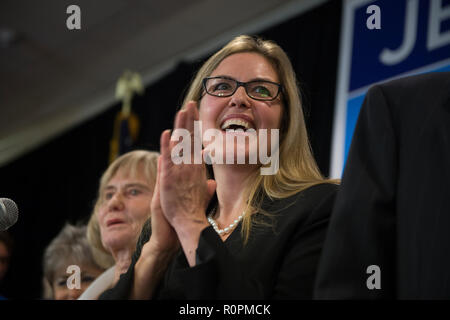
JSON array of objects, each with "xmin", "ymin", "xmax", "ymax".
[{"xmin": 115, "ymin": 70, "xmax": 144, "ymax": 117}]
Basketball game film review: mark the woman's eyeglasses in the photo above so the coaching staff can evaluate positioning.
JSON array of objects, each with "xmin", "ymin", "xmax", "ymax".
[{"xmin": 202, "ymin": 76, "xmax": 283, "ymax": 101}]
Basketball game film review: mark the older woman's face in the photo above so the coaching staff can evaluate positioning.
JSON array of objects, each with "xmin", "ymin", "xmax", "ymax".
[
  {"xmin": 97, "ymin": 167, "xmax": 153, "ymax": 256},
  {"xmin": 199, "ymin": 52, "xmax": 283, "ymax": 165}
]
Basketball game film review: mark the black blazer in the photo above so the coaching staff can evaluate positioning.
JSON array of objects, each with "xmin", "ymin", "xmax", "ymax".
[
  {"xmin": 100, "ymin": 183, "xmax": 338, "ymax": 299},
  {"xmin": 314, "ymin": 72, "xmax": 450, "ymax": 299}
]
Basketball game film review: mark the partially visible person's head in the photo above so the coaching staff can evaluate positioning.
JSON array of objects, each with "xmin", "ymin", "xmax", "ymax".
[
  {"xmin": 87, "ymin": 150, "xmax": 159, "ymax": 267},
  {"xmin": 0, "ymin": 232, "xmax": 13, "ymax": 283},
  {"xmin": 42, "ymin": 223, "xmax": 105, "ymax": 300}
]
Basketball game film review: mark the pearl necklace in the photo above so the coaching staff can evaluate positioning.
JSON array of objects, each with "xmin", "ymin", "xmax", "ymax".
[{"xmin": 207, "ymin": 211, "xmax": 245, "ymax": 236}]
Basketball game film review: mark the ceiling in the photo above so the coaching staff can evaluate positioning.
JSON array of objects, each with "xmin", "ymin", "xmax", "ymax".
[{"xmin": 0, "ymin": 0, "xmax": 328, "ymax": 167}]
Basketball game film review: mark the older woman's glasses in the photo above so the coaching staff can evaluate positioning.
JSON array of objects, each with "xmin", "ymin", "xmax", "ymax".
[{"xmin": 202, "ymin": 76, "xmax": 282, "ymax": 101}]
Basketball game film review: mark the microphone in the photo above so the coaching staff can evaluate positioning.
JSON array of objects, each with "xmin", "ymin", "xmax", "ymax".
[{"xmin": 0, "ymin": 198, "xmax": 18, "ymax": 231}]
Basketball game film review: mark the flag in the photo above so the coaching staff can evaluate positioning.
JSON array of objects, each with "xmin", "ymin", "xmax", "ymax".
[
  {"xmin": 109, "ymin": 70, "xmax": 143, "ymax": 163},
  {"xmin": 109, "ymin": 110, "xmax": 140, "ymax": 163}
]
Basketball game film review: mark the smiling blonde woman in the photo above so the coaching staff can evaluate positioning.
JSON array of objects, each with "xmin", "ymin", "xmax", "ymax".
[{"xmin": 100, "ymin": 35, "xmax": 339, "ymax": 300}]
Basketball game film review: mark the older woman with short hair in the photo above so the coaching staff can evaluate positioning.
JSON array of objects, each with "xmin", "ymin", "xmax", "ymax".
[
  {"xmin": 80, "ymin": 150, "xmax": 159, "ymax": 299},
  {"xmin": 42, "ymin": 223, "xmax": 104, "ymax": 300}
]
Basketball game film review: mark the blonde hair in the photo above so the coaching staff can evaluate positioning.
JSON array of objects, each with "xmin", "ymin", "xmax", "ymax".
[
  {"xmin": 86, "ymin": 150, "xmax": 159, "ymax": 268},
  {"xmin": 182, "ymin": 35, "xmax": 338, "ymax": 242}
]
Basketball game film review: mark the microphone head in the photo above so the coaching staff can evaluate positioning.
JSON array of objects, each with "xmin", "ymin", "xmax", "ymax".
[{"xmin": 0, "ymin": 198, "xmax": 18, "ymax": 231}]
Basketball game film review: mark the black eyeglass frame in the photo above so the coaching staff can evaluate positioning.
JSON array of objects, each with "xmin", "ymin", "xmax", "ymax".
[{"xmin": 202, "ymin": 76, "xmax": 283, "ymax": 101}]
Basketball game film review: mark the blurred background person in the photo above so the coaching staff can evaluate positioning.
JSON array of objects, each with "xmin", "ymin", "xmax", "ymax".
[
  {"xmin": 80, "ymin": 150, "xmax": 158, "ymax": 299},
  {"xmin": 42, "ymin": 223, "xmax": 105, "ymax": 300},
  {"xmin": 0, "ymin": 231, "xmax": 14, "ymax": 300}
]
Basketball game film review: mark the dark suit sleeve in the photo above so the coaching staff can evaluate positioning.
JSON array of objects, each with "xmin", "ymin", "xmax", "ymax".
[{"xmin": 314, "ymin": 85, "xmax": 397, "ymax": 299}]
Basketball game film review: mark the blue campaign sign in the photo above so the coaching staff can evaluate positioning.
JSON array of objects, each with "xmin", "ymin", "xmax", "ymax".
[{"xmin": 330, "ymin": 0, "xmax": 450, "ymax": 178}]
